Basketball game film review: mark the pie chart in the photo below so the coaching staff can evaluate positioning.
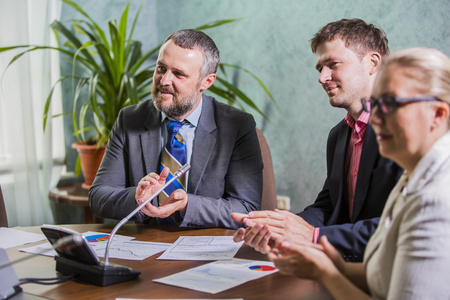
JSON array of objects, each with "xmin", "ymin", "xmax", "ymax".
[
  {"xmin": 248, "ymin": 265, "xmax": 276, "ymax": 271},
  {"xmin": 85, "ymin": 234, "xmax": 110, "ymax": 242}
]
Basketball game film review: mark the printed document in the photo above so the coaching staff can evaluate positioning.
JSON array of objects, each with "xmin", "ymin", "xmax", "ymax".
[
  {"xmin": 157, "ymin": 236, "xmax": 243, "ymax": 260},
  {"xmin": 20, "ymin": 231, "xmax": 170, "ymax": 260},
  {"xmin": 0, "ymin": 227, "xmax": 45, "ymax": 249},
  {"xmin": 154, "ymin": 258, "xmax": 278, "ymax": 294}
]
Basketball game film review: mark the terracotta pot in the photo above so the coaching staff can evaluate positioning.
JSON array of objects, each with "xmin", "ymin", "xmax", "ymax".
[{"xmin": 72, "ymin": 142, "xmax": 106, "ymax": 189}]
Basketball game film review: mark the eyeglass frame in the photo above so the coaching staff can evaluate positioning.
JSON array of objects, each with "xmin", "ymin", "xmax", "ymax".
[{"xmin": 361, "ymin": 95, "xmax": 442, "ymax": 114}]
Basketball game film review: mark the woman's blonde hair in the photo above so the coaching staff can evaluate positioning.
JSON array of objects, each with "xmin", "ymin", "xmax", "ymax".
[{"xmin": 381, "ymin": 47, "xmax": 450, "ymax": 106}]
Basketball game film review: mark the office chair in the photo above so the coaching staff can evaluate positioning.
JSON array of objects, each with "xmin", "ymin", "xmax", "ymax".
[
  {"xmin": 0, "ymin": 185, "xmax": 8, "ymax": 227},
  {"xmin": 256, "ymin": 128, "xmax": 277, "ymax": 211}
]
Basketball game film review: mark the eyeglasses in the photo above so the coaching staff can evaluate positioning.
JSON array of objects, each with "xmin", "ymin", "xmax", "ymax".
[{"xmin": 361, "ymin": 95, "xmax": 442, "ymax": 114}]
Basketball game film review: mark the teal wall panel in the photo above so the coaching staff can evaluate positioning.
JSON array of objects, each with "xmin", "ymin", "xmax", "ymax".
[
  {"xmin": 155, "ymin": 0, "xmax": 450, "ymax": 213},
  {"xmin": 61, "ymin": 0, "xmax": 450, "ymax": 213}
]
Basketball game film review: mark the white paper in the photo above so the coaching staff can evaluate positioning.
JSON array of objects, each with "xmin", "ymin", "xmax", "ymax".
[
  {"xmin": 18, "ymin": 231, "xmax": 127, "ymax": 256},
  {"xmin": 19, "ymin": 241, "xmax": 55, "ymax": 256},
  {"xmin": 154, "ymin": 258, "xmax": 278, "ymax": 294},
  {"xmin": 82, "ymin": 231, "xmax": 171, "ymax": 260},
  {"xmin": 20, "ymin": 231, "xmax": 170, "ymax": 261},
  {"xmin": 90, "ymin": 240, "xmax": 171, "ymax": 260},
  {"xmin": 0, "ymin": 227, "xmax": 46, "ymax": 249},
  {"xmin": 157, "ymin": 236, "xmax": 243, "ymax": 260}
]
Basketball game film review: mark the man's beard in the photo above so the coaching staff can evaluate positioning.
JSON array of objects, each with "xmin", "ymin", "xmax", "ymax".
[{"xmin": 152, "ymin": 84, "xmax": 200, "ymax": 118}]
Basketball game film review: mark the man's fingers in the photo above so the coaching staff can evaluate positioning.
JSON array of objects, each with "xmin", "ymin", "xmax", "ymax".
[
  {"xmin": 151, "ymin": 205, "xmax": 172, "ymax": 218},
  {"xmin": 160, "ymin": 167, "xmax": 170, "ymax": 180},
  {"xmin": 243, "ymin": 217, "xmax": 255, "ymax": 227},
  {"xmin": 242, "ymin": 224, "xmax": 272, "ymax": 253},
  {"xmin": 276, "ymin": 239, "xmax": 323, "ymax": 255},
  {"xmin": 233, "ymin": 228, "xmax": 246, "ymax": 242},
  {"xmin": 140, "ymin": 202, "xmax": 159, "ymax": 217},
  {"xmin": 248, "ymin": 210, "xmax": 283, "ymax": 219},
  {"xmin": 231, "ymin": 212, "xmax": 248, "ymax": 222}
]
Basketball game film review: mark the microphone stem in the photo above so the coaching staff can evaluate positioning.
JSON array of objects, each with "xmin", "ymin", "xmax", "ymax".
[{"xmin": 103, "ymin": 164, "xmax": 190, "ymax": 267}]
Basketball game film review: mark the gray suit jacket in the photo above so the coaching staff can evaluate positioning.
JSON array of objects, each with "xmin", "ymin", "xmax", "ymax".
[{"xmin": 89, "ymin": 95, "xmax": 263, "ymax": 229}]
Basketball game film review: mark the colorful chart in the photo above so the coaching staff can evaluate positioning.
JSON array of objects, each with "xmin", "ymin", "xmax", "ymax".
[
  {"xmin": 248, "ymin": 265, "xmax": 276, "ymax": 271},
  {"xmin": 85, "ymin": 234, "xmax": 110, "ymax": 242}
]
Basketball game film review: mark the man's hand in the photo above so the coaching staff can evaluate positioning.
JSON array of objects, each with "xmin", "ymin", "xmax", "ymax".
[
  {"xmin": 135, "ymin": 167, "xmax": 188, "ymax": 218},
  {"xmin": 232, "ymin": 222, "xmax": 273, "ymax": 254},
  {"xmin": 231, "ymin": 209, "xmax": 315, "ymax": 254}
]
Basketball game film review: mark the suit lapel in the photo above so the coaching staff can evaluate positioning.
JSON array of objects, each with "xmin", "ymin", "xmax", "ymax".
[
  {"xmin": 329, "ymin": 122, "xmax": 350, "ymax": 208},
  {"xmin": 351, "ymin": 125, "xmax": 378, "ymax": 221},
  {"xmin": 141, "ymin": 106, "xmax": 163, "ymax": 175},
  {"xmin": 189, "ymin": 96, "xmax": 216, "ymax": 193}
]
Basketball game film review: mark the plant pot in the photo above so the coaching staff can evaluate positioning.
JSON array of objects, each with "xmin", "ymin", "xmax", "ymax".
[{"xmin": 72, "ymin": 142, "xmax": 106, "ymax": 189}]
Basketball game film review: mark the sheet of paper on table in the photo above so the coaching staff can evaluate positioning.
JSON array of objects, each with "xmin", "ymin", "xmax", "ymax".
[
  {"xmin": 19, "ymin": 231, "xmax": 133, "ymax": 257},
  {"xmin": 19, "ymin": 231, "xmax": 171, "ymax": 261},
  {"xmin": 154, "ymin": 258, "xmax": 278, "ymax": 294},
  {"xmin": 90, "ymin": 240, "xmax": 171, "ymax": 260},
  {"xmin": 0, "ymin": 227, "xmax": 46, "ymax": 249},
  {"xmin": 157, "ymin": 236, "xmax": 243, "ymax": 260}
]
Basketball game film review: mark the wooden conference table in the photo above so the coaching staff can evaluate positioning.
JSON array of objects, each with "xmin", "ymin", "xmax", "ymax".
[{"xmin": 7, "ymin": 224, "xmax": 332, "ymax": 300}]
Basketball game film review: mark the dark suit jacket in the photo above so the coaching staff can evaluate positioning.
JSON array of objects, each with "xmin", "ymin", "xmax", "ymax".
[
  {"xmin": 298, "ymin": 120, "xmax": 403, "ymax": 261},
  {"xmin": 89, "ymin": 95, "xmax": 263, "ymax": 229}
]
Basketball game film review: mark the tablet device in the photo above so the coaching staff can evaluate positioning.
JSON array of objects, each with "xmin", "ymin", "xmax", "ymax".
[
  {"xmin": 40, "ymin": 224, "xmax": 100, "ymax": 265},
  {"xmin": 40, "ymin": 224, "xmax": 140, "ymax": 286}
]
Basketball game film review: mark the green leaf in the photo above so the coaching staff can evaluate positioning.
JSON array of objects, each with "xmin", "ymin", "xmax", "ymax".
[
  {"xmin": 72, "ymin": 78, "xmax": 89, "ymax": 141},
  {"xmin": 215, "ymin": 76, "xmax": 269, "ymax": 120},
  {"xmin": 79, "ymin": 101, "xmax": 91, "ymax": 141},
  {"xmin": 125, "ymin": 41, "xmax": 143, "ymax": 71},
  {"xmin": 74, "ymin": 155, "xmax": 82, "ymax": 177},
  {"xmin": 128, "ymin": 2, "xmax": 144, "ymax": 42},
  {"xmin": 208, "ymin": 85, "xmax": 234, "ymax": 104},
  {"xmin": 43, "ymin": 75, "xmax": 72, "ymax": 131},
  {"xmin": 61, "ymin": 0, "xmax": 109, "ymax": 47},
  {"xmin": 194, "ymin": 18, "xmax": 241, "ymax": 31},
  {"xmin": 220, "ymin": 62, "xmax": 279, "ymax": 109},
  {"xmin": 118, "ymin": 3, "xmax": 130, "ymax": 41},
  {"xmin": 123, "ymin": 73, "xmax": 139, "ymax": 104},
  {"xmin": 0, "ymin": 45, "xmax": 31, "ymax": 52}
]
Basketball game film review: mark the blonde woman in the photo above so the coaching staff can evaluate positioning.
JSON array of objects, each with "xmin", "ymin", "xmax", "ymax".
[{"xmin": 269, "ymin": 47, "xmax": 450, "ymax": 299}]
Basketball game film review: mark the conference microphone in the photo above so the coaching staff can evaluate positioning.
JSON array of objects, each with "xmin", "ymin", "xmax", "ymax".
[
  {"xmin": 46, "ymin": 164, "xmax": 191, "ymax": 286},
  {"xmin": 104, "ymin": 163, "xmax": 191, "ymax": 266}
]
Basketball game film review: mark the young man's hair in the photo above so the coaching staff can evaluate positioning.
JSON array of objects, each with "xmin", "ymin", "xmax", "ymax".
[{"xmin": 310, "ymin": 18, "xmax": 389, "ymax": 59}]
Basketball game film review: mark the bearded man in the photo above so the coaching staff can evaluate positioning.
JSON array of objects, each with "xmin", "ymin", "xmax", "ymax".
[{"xmin": 89, "ymin": 29, "xmax": 263, "ymax": 228}]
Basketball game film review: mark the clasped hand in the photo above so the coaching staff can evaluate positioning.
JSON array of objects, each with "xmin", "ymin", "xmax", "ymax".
[
  {"xmin": 231, "ymin": 209, "xmax": 315, "ymax": 254},
  {"xmin": 268, "ymin": 236, "xmax": 344, "ymax": 281},
  {"xmin": 135, "ymin": 167, "xmax": 188, "ymax": 218}
]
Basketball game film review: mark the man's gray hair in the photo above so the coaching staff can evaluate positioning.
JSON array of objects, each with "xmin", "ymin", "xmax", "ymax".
[{"xmin": 164, "ymin": 29, "xmax": 220, "ymax": 78}]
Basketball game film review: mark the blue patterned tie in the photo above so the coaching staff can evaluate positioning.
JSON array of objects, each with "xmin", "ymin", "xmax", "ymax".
[{"xmin": 158, "ymin": 119, "xmax": 187, "ymax": 224}]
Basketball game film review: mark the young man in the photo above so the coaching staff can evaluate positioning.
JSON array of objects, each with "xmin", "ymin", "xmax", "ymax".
[
  {"xmin": 232, "ymin": 19, "xmax": 402, "ymax": 261},
  {"xmin": 89, "ymin": 29, "xmax": 263, "ymax": 229}
]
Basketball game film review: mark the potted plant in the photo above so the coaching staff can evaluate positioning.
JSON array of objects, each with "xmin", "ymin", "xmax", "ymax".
[{"xmin": 0, "ymin": 0, "xmax": 276, "ymax": 188}]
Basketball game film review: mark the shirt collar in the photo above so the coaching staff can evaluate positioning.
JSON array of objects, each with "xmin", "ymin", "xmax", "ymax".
[{"xmin": 344, "ymin": 111, "xmax": 370, "ymax": 133}]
